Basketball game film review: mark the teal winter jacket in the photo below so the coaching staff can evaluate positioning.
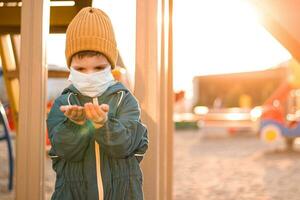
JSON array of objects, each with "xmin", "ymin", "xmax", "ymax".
[{"xmin": 46, "ymin": 82, "xmax": 148, "ymax": 200}]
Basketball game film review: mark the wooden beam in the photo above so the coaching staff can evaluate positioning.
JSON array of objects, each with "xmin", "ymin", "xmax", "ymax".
[
  {"xmin": 250, "ymin": 0, "xmax": 300, "ymax": 62},
  {"xmin": 48, "ymin": 70, "xmax": 69, "ymax": 78},
  {"xmin": 16, "ymin": 0, "xmax": 49, "ymax": 199},
  {"xmin": 135, "ymin": 0, "xmax": 174, "ymax": 199},
  {"xmin": 11, "ymin": 34, "xmax": 20, "ymax": 72},
  {"xmin": 261, "ymin": 14, "xmax": 300, "ymax": 61},
  {"xmin": 0, "ymin": 34, "xmax": 19, "ymax": 129},
  {"xmin": 0, "ymin": 7, "xmax": 21, "ymax": 26},
  {"xmin": 0, "ymin": 6, "xmax": 83, "ymax": 34},
  {"xmin": 166, "ymin": 1, "xmax": 174, "ymax": 199},
  {"xmin": 0, "ymin": 0, "xmax": 20, "ymax": 2},
  {"xmin": 49, "ymin": 6, "xmax": 80, "ymax": 26},
  {"xmin": 76, "ymin": 0, "xmax": 92, "ymax": 7},
  {"xmin": 0, "ymin": 69, "xmax": 68, "ymax": 78},
  {"xmin": 159, "ymin": 0, "xmax": 167, "ymax": 199},
  {"xmin": 3, "ymin": 70, "xmax": 18, "ymax": 79},
  {"xmin": 159, "ymin": 0, "xmax": 173, "ymax": 199},
  {"xmin": 135, "ymin": 0, "xmax": 160, "ymax": 199}
]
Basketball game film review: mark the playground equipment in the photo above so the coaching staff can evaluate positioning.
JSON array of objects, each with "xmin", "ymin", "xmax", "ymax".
[
  {"xmin": 0, "ymin": 100, "xmax": 13, "ymax": 191},
  {"xmin": 259, "ymin": 59, "xmax": 300, "ymax": 149},
  {"xmin": 192, "ymin": 68, "xmax": 286, "ymax": 134}
]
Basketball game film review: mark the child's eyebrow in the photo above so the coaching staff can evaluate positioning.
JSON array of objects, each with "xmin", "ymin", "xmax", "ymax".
[
  {"xmin": 94, "ymin": 64, "xmax": 109, "ymax": 68},
  {"xmin": 72, "ymin": 64, "xmax": 108, "ymax": 68}
]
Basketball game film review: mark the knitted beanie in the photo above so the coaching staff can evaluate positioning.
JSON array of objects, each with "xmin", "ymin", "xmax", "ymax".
[{"xmin": 65, "ymin": 7, "xmax": 118, "ymax": 68}]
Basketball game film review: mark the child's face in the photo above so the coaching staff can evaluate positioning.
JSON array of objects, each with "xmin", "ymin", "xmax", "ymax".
[{"xmin": 70, "ymin": 55, "xmax": 110, "ymax": 74}]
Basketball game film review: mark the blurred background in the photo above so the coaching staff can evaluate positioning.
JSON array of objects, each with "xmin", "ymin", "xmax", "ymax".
[{"xmin": 1, "ymin": 0, "xmax": 300, "ymax": 199}]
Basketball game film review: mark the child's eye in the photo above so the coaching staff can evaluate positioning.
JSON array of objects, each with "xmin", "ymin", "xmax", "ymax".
[
  {"xmin": 95, "ymin": 67, "xmax": 105, "ymax": 71},
  {"xmin": 76, "ymin": 68, "xmax": 85, "ymax": 72}
]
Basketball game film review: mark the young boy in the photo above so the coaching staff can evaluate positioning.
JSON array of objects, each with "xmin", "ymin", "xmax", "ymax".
[{"xmin": 46, "ymin": 7, "xmax": 148, "ymax": 200}]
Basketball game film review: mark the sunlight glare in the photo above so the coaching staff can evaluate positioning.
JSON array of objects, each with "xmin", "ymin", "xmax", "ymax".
[{"xmin": 173, "ymin": 0, "xmax": 291, "ymax": 98}]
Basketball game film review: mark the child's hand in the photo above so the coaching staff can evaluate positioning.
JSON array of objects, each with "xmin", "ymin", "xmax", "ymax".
[
  {"xmin": 60, "ymin": 105, "xmax": 86, "ymax": 125},
  {"xmin": 84, "ymin": 103, "xmax": 109, "ymax": 129}
]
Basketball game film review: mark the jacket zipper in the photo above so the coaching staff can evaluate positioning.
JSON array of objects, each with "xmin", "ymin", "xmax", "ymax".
[
  {"xmin": 93, "ymin": 97, "xmax": 104, "ymax": 200},
  {"xmin": 92, "ymin": 91, "xmax": 125, "ymax": 199}
]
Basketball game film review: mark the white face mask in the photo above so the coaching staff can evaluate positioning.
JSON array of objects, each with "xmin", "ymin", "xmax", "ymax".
[{"xmin": 68, "ymin": 66, "xmax": 115, "ymax": 97}]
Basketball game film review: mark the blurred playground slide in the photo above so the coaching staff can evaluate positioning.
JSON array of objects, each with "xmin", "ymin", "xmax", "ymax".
[{"xmin": 260, "ymin": 59, "xmax": 300, "ymax": 148}]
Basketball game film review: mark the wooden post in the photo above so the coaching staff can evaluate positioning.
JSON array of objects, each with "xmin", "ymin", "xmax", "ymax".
[
  {"xmin": 135, "ymin": 0, "xmax": 173, "ymax": 199},
  {"xmin": 135, "ymin": 0, "xmax": 160, "ymax": 199},
  {"xmin": 166, "ymin": 1, "xmax": 174, "ymax": 199},
  {"xmin": 159, "ymin": 0, "xmax": 174, "ymax": 199},
  {"xmin": 16, "ymin": 0, "xmax": 49, "ymax": 199}
]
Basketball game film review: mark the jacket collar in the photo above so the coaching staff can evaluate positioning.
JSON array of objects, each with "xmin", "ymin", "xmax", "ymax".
[{"xmin": 61, "ymin": 81, "xmax": 129, "ymax": 100}]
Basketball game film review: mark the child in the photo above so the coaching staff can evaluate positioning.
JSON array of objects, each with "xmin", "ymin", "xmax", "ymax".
[{"xmin": 46, "ymin": 7, "xmax": 148, "ymax": 200}]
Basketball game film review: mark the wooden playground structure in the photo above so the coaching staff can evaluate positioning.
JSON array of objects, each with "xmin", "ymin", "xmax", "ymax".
[{"xmin": 0, "ymin": 0, "xmax": 300, "ymax": 200}]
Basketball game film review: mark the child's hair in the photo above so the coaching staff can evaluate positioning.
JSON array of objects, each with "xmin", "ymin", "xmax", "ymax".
[{"xmin": 72, "ymin": 50, "xmax": 103, "ymax": 60}]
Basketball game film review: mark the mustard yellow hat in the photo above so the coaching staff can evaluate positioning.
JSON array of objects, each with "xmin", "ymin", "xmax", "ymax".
[{"xmin": 65, "ymin": 7, "xmax": 118, "ymax": 68}]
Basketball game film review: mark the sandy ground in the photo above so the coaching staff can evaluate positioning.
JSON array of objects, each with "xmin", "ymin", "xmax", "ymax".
[
  {"xmin": 174, "ymin": 129, "xmax": 300, "ymax": 200},
  {"xmin": 0, "ymin": 134, "xmax": 55, "ymax": 200},
  {"xmin": 1, "ymin": 129, "xmax": 300, "ymax": 200}
]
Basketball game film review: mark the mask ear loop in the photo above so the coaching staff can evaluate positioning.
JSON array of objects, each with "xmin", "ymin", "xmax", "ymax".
[
  {"xmin": 116, "ymin": 91, "xmax": 124, "ymax": 107},
  {"xmin": 67, "ymin": 93, "xmax": 73, "ymax": 106},
  {"xmin": 67, "ymin": 93, "xmax": 79, "ymax": 106}
]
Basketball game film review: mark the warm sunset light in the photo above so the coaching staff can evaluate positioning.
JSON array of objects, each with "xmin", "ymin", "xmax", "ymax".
[
  {"xmin": 2, "ymin": 1, "xmax": 300, "ymax": 199},
  {"xmin": 173, "ymin": 0, "xmax": 291, "ymax": 96},
  {"xmin": 46, "ymin": 0, "xmax": 292, "ymax": 98}
]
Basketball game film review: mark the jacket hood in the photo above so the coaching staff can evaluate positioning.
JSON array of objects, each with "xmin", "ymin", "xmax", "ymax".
[{"xmin": 61, "ymin": 81, "xmax": 129, "ymax": 98}]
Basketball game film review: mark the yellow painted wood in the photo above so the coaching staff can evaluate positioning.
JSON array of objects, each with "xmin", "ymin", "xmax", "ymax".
[
  {"xmin": 0, "ymin": 34, "xmax": 19, "ymax": 129},
  {"xmin": 0, "ymin": 0, "xmax": 92, "ymax": 34}
]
